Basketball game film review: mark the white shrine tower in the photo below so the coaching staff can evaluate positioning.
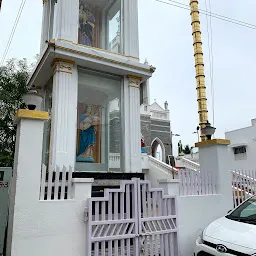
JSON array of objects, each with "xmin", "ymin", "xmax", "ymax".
[{"xmin": 29, "ymin": 0, "xmax": 154, "ymax": 173}]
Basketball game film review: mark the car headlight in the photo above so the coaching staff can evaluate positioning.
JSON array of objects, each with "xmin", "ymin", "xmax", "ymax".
[{"xmin": 197, "ymin": 230, "xmax": 204, "ymax": 244}]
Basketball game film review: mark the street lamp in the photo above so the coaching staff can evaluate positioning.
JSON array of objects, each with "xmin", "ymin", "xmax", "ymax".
[
  {"xmin": 202, "ymin": 121, "xmax": 216, "ymax": 140},
  {"xmin": 193, "ymin": 126, "xmax": 200, "ymax": 141},
  {"xmin": 22, "ymin": 87, "xmax": 43, "ymax": 110},
  {"xmin": 172, "ymin": 133, "xmax": 180, "ymax": 137}
]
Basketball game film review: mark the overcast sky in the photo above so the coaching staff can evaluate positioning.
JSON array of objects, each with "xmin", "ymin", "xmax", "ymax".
[{"xmin": 1, "ymin": 0, "xmax": 256, "ymax": 155}]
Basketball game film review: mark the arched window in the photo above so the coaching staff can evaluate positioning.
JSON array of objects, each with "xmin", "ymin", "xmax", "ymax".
[{"xmin": 151, "ymin": 137, "xmax": 165, "ymax": 162}]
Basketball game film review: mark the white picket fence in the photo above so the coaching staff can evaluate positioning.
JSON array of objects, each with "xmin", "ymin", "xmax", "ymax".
[
  {"xmin": 231, "ymin": 170, "xmax": 256, "ymax": 208},
  {"xmin": 40, "ymin": 165, "xmax": 73, "ymax": 200},
  {"xmin": 178, "ymin": 169, "xmax": 217, "ymax": 196}
]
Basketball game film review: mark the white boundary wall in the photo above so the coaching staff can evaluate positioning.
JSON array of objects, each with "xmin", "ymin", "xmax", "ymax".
[
  {"xmin": 178, "ymin": 194, "xmax": 230, "ymax": 256},
  {"xmin": 6, "ymin": 113, "xmax": 94, "ymax": 256},
  {"xmin": 158, "ymin": 141, "xmax": 233, "ymax": 256}
]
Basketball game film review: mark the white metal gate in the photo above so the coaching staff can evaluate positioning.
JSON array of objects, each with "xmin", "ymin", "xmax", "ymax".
[{"xmin": 87, "ymin": 178, "xmax": 179, "ymax": 256}]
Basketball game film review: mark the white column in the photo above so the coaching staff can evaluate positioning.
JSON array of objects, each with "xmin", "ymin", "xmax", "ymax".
[
  {"xmin": 158, "ymin": 179, "xmax": 180, "ymax": 196},
  {"xmin": 72, "ymin": 178, "xmax": 94, "ymax": 256},
  {"xmin": 122, "ymin": 78, "xmax": 131, "ymax": 172},
  {"xmin": 197, "ymin": 139, "xmax": 233, "ymax": 208},
  {"xmin": 40, "ymin": 0, "xmax": 50, "ymax": 53},
  {"xmin": 7, "ymin": 110, "xmax": 48, "ymax": 256},
  {"xmin": 128, "ymin": 75, "xmax": 142, "ymax": 172},
  {"xmin": 123, "ymin": 0, "xmax": 139, "ymax": 58},
  {"xmin": 54, "ymin": 0, "xmax": 79, "ymax": 43},
  {"xmin": 49, "ymin": 59, "xmax": 78, "ymax": 169}
]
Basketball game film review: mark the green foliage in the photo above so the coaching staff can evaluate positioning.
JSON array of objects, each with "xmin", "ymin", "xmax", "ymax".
[
  {"xmin": 0, "ymin": 59, "xmax": 30, "ymax": 167},
  {"xmin": 183, "ymin": 145, "xmax": 191, "ymax": 155}
]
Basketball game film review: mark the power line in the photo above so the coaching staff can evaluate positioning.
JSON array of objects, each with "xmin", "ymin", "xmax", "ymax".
[
  {"xmin": 208, "ymin": 0, "xmax": 215, "ymax": 128},
  {"xmin": 0, "ymin": 0, "xmax": 27, "ymax": 66},
  {"xmin": 204, "ymin": 0, "xmax": 215, "ymax": 129},
  {"xmin": 156, "ymin": 0, "xmax": 256, "ymax": 30}
]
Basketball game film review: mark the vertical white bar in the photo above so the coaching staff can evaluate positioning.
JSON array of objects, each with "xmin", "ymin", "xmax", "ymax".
[
  {"xmin": 142, "ymin": 184, "xmax": 146, "ymax": 217},
  {"xmin": 191, "ymin": 171, "xmax": 195, "ymax": 195},
  {"xmin": 60, "ymin": 166, "xmax": 66, "ymax": 199},
  {"xmin": 147, "ymin": 190, "xmax": 152, "ymax": 218},
  {"xmin": 152, "ymin": 192, "xmax": 157, "ymax": 217},
  {"xmin": 40, "ymin": 164, "xmax": 47, "ymax": 200},
  {"xmin": 108, "ymin": 192, "xmax": 112, "ymax": 256},
  {"xmin": 47, "ymin": 165, "xmax": 53, "ymax": 200},
  {"xmin": 54, "ymin": 165, "xmax": 60, "ymax": 200},
  {"xmin": 114, "ymin": 192, "xmax": 118, "ymax": 255},
  {"xmin": 67, "ymin": 165, "xmax": 72, "ymax": 199},
  {"xmin": 126, "ymin": 184, "xmax": 130, "ymax": 219}
]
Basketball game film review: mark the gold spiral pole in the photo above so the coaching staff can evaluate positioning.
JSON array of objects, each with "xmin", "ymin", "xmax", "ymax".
[{"xmin": 190, "ymin": 0, "xmax": 209, "ymax": 141}]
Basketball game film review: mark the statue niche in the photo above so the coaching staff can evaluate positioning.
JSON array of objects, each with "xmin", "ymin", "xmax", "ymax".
[{"xmin": 78, "ymin": 1, "xmax": 99, "ymax": 47}]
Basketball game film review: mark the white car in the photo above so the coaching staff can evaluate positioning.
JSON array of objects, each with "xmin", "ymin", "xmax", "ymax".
[{"xmin": 194, "ymin": 195, "xmax": 256, "ymax": 256}]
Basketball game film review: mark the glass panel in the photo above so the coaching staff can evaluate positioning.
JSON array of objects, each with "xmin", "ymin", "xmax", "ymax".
[
  {"xmin": 107, "ymin": 0, "xmax": 121, "ymax": 53},
  {"xmin": 78, "ymin": 0, "xmax": 122, "ymax": 53},
  {"xmin": 76, "ymin": 70, "xmax": 122, "ymax": 172}
]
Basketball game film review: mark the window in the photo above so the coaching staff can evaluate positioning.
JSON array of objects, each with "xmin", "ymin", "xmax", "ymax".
[
  {"xmin": 0, "ymin": 171, "xmax": 4, "ymax": 181},
  {"xmin": 78, "ymin": 0, "xmax": 122, "ymax": 53},
  {"xmin": 226, "ymin": 196, "xmax": 256, "ymax": 222},
  {"xmin": 76, "ymin": 69, "xmax": 122, "ymax": 172},
  {"xmin": 233, "ymin": 146, "xmax": 247, "ymax": 161}
]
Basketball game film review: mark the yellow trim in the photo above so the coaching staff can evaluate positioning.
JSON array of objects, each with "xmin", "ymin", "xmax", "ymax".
[
  {"xmin": 128, "ymin": 75, "xmax": 142, "ymax": 81},
  {"xmin": 195, "ymin": 139, "xmax": 230, "ymax": 148},
  {"xmin": 129, "ymin": 85, "xmax": 140, "ymax": 89},
  {"xmin": 15, "ymin": 109, "xmax": 49, "ymax": 123},
  {"xmin": 56, "ymin": 38, "xmax": 140, "ymax": 60},
  {"xmin": 51, "ymin": 58, "xmax": 75, "ymax": 67},
  {"xmin": 54, "ymin": 44, "xmax": 153, "ymax": 74}
]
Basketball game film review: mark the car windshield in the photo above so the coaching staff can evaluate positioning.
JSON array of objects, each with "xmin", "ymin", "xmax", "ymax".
[{"xmin": 226, "ymin": 196, "xmax": 256, "ymax": 224}]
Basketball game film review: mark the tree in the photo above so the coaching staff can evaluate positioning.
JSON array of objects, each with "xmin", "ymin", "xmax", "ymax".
[
  {"xmin": 183, "ymin": 145, "xmax": 191, "ymax": 155},
  {"xmin": 0, "ymin": 59, "xmax": 30, "ymax": 167}
]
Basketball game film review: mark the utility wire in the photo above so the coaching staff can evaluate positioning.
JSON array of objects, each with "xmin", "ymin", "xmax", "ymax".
[
  {"xmin": 156, "ymin": 0, "xmax": 256, "ymax": 30},
  {"xmin": 208, "ymin": 0, "xmax": 215, "ymax": 128},
  {"xmin": 204, "ymin": 0, "xmax": 215, "ymax": 128},
  {"xmin": 0, "ymin": 0, "xmax": 27, "ymax": 66}
]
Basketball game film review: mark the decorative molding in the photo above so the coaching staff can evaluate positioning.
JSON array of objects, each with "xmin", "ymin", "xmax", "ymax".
[
  {"xmin": 195, "ymin": 139, "xmax": 230, "ymax": 148},
  {"xmin": 53, "ymin": 44, "xmax": 153, "ymax": 74},
  {"xmin": 15, "ymin": 109, "xmax": 49, "ymax": 123},
  {"xmin": 56, "ymin": 38, "xmax": 140, "ymax": 60},
  {"xmin": 51, "ymin": 58, "xmax": 75, "ymax": 67},
  {"xmin": 52, "ymin": 58, "xmax": 74, "ymax": 75},
  {"xmin": 128, "ymin": 75, "xmax": 142, "ymax": 88},
  {"xmin": 128, "ymin": 75, "xmax": 142, "ymax": 81}
]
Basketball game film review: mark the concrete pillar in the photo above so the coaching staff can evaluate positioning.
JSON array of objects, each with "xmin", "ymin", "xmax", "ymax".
[
  {"xmin": 7, "ymin": 109, "xmax": 48, "ymax": 256},
  {"xmin": 123, "ymin": 0, "xmax": 139, "ymax": 59},
  {"xmin": 49, "ymin": 58, "xmax": 78, "ymax": 169},
  {"xmin": 72, "ymin": 178, "xmax": 94, "ymax": 256},
  {"xmin": 128, "ymin": 75, "xmax": 142, "ymax": 173},
  {"xmin": 40, "ymin": 0, "xmax": 50, "ymax": 53},
  {"xmin": 196, "ymin": 139, "xmax": 233, "ymax": 208},
  {"xmin": 53, "ymin": 0, "xmax": 79, "ymax": 43},
  {"xmin": 158, "ymin": 179, "xmax": 180, "ymax": 196}
]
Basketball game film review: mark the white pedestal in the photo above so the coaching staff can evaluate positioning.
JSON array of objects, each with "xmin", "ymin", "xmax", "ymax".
[
  {"xmin": 197, "ymin": 139, "xmax": 233, "ymax": 206},
  {"xmin": 7, "ymin": 110, "xmax": 48, "ymax": 256}
]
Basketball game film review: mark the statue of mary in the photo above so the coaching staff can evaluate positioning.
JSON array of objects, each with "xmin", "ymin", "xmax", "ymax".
[
  {"xmin": 78, "ymin": 1, "xmax": 96, "ymax": 46},
  {"xmin": 76, "ymin": 106, "xmax": 98, "ymax": 163}
]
